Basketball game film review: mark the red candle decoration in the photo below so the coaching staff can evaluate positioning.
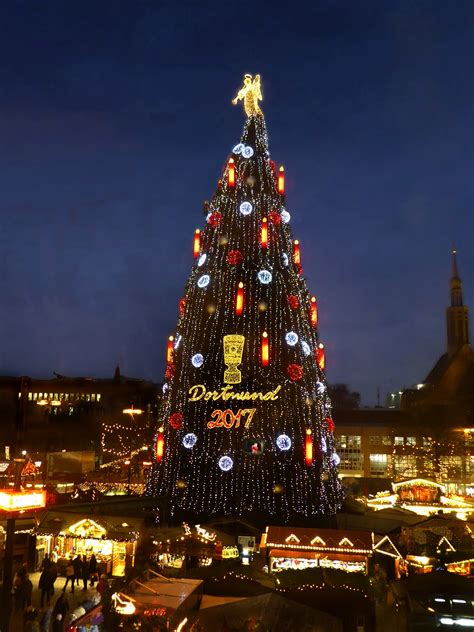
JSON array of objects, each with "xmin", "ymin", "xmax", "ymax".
[
  {"xmin": 305, "ymin": 429, "xmax": 313, "ymax": 466},
  {"xmin": 310, "ymin": 296, "xmax": 318, "ymax": 328},
  {"xmin": 227, "ymin": 249, "xmax": 243, "ymax": 265},
  {"xmin": 169, "ymin": 412, "xmax": 184, "ymax": 430},
  {"xmin": 261, "ymin": 217, "xmax": 268, "ymax": 249},
  {"xmin": 166, "ymin": 335, "xmax": 174, "ymax": 364},
  {"xmin": 235, "ymin": 282, "xmax": 244, "ymax": 316},
  {"xmin": 287, "ymin": 295, "xmax": 299, "ymax": 310},
  {"xmin": 193, "ymin": 229, "xmax": 201, "ymax": 259},
  {"xmin": 287, "ymin": 363, "xmax": 303, "ymax": 381},
  {"xmin": 293, "ymin": 240, "xmax": 301, "ymax": 265},
  {"xmin": 278, "ymin": 165, "xmax": 285, "ymax": 194},
  {"xmin": 156, "ymin": 427, "xmax": 165, "ymax": 463},
  {"xmin": 261, "ymin": 331, "xmax": 269, "ymax": 367},
  {"xmin": 316, "ymin": 343, "xmax": 325, "ymax": 371},
  {"xmin": 228, "ymin": 158, "xmax": 235, "ymax": 187}
]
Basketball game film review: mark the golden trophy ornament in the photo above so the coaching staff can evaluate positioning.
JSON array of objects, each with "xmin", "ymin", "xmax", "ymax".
[
  {"xmin": 232, "ymin": 74, "xmax": 263, "ymax": 117},
  {"xmin": 223, "ymin": 334, "xmax": 245, "ymax": 384}
]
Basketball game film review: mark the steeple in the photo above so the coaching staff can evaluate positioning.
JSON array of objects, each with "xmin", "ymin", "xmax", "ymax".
[{"xmin": 446, "ymin": 249, "xmax": 470, "ymax": 355}]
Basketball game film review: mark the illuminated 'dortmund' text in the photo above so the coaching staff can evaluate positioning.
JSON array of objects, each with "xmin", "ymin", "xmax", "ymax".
[{"xmin": 188, "ymin": 384, "xmax": 281, "ymax": 402}]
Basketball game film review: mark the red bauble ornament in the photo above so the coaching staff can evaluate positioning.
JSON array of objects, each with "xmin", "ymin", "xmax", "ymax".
[
  {"xmin": 287, "ymin": 364, "xmax": 303, "ymax": 381},
  {"xmin": 169, "ymin": 412, "xmax": 184, "ymax": 430},
  {"xmin": 287, "ymin": 295, "xmax": 299, "ymax": 310},
  {"xmin": 165, "ymin": 363, "xmax": 175, "ymax": 380},
  {"xmin": 179, "ymin": 298, "xmax": 186, "ymax": 316},
  {"xmin": 296, "ymin": 263, "xmax": 303, "ymax": 276},
  {"xmin": 325, "ymin": 417, "xmax": 335, "ymax": 432},
  {"xmin": 208, "ymin": 212, "xmax": 222, "ymax": 227},
  {"xmin": 227, "ymin": 249, "xmax": 243, "ymax": 265},
  {"xmin": 268, "ymin": 210, "xmax": 281, "ymax": 225},
  {"xmin": 268, "ymin": 159, "xmax": 277, "ymax": 174}
]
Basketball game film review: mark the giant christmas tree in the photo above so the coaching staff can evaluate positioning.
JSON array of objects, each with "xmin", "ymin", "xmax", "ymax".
[{"xmin": 146, "ymin": 75, "xmax": 343, "ymax": 522}]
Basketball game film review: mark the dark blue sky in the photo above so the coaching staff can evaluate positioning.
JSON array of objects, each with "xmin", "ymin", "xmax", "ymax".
[{"xmin": 0, "ymin": 1, "xmax": 473, "ymax": 404}]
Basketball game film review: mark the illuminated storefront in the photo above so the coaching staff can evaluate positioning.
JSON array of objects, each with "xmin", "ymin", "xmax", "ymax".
[
  {"xmin": 261, "ymin": 527, "xmax": 374, "ymax": 575},
  {"xmin": 35, "ymin": 512, "xmax": 140, "ymax": 576}
]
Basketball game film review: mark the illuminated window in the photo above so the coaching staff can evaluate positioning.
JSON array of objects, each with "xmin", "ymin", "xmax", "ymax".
[
  {"xmin": 336, "ymin": 435, "xmax": 361, "ymax": 449},
  {"xmin": 91, "ymin": 394, "xmax": 96, "ymax": 402},
  {"xmin": 393, "ymin": 455, "xmax": 417, "ymax": 477},
  {"xmin": 440, "ymin": 456, "xmax": 463, "ymax": 478},
  {"xmin": 394, "ymin": 436, "xmax": 404, "ymax": 446},
  {"xmin": 381, "ymin": 436, "xmax": 391, "ymax": 445},
  {"xmin": 97, "ymin": 394, "xmax": 101, "ymax": 402},
  {"xmin": 369, "ymin": 436, "xmax": 380, "ymax": 445},
  {"xmin": 406, "ymin": 437, "xmax": 416, "ymax": 446},
  {"xmin": 28, "ymin": 393, "xmax": 32, "ymax": 401},
  {"xmin": 370, "ymin": 454, "xmax": 389, "ymax": 476},
  {"xmin": 422, "ymin": 436, "xmax": 432, "ymax": 447}
]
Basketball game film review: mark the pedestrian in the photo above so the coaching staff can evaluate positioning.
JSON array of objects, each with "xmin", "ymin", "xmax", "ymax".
[
  {"xmin": 89, "ymin": 553, "xmax": 97, "ymax": 586},
  {"xmin": 40, "ymin": 604, "xmax": 53, "ymax": 632},
  {"xmin": 96, "ymin": 574, "xmax": 108, "ymax": 597},
  {"xmin": 72, "ymin": 554, "xmax": 82, "ymax": 588},
  {"xmin": 81, "ymin": 554, "xmax": 90, "ymax": 590},
  {"xmin": 63, "ymin": 558, "xmax": 75, "ymax": 593},
  {"xmin": 49, "ymin": 561, "xmax": 58, "ymax": 601},
  {"xmin": 39, "ymin": 554, "xmax": 51, "ymax": 572},
  {"xmin": 39, "ymin": 568, "xmax": 50, "ymax": 608},
  {"xmin": 51, "ymin": 546, "xmax": 59, "ymax": 564},
  {"xmin": 22, "ymin": 572, "xmax": 33, "ymax": 609},
  {"xmin": 24, "ymin": 607, "xmax": 40, "ymax": 632},
  {"xmin": 12, "ymin": 572, "xmax": 24, "ymax": 612},
  {"xmin": 52, "ymin": 593, "xmax": 69, "ymax": 632}
]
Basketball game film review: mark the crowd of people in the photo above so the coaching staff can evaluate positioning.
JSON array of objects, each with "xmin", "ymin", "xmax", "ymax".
[{"xmin": 11, "ymin": 551, "xmax": 109, "ymax": 631}]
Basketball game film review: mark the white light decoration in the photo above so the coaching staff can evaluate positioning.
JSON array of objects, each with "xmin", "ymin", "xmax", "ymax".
[
  {"xmin": 183, "ymin": 433, "xmax": 197, "ymax": 449},
  {"xmin": 174, "ymin": 335, "xmax": 182, "ymax": 350},
  {"xmin": 257, "ymin": 269, "xmax": 272, "ymax": 284},
  {"xmin": 162, "ymin": 383, "xmax": 169, "ymax": 394},
  {"xmin": 315, "ymin": 381, "xmax": 326, "ymax": 395},
  {"xmin": 301, "ymin": 341, "xmax": 311, "ymax": 357},
  {"xmin": 321, "ymin": 438, "xmax": 327, "ymax": 453},
  {"xmin": 285, "ymin": 331, "xmax": 299, "ymax": 346},
  {"xmin": 191, "ymin": 353, "xmax": 204, "ymax": 368},
  {"xmin": 206, "ymin": 212, "xmax": 213, "ymax": 222},
  {"xmin": 197, "ymin": 253, "xmax": 207, "ymax": 267},
  {"xmin": 276, "ymin": 434, "xmax": 292, "ymax": 451},
  {"xmin": 242, "ymin": 146, "xmax": 254, "ymax": 158},
  {"xmin": 233, "ymin": 143, "xmax": 244, "ymax": 154},
  {"xmin": 331, "ymin": 453, "xmax": 341, "ymax": 466},
  {"xmin": 239, "ymin": 201, "xmax": 253, "ymax": 216},
  {"xmin": 197, "ymin": 275, "xmax": 210, "ymax": 289},
  {"xmin": 281, "ymin": 210, "xmax": 291, "ymax": 223},
  {"xmin": 282, "ymin": 253, "xmax": 289, "ymax": 267},
  {"xmin": 218, "ymin": 456, "xmax": 233, "ymax": 472}
]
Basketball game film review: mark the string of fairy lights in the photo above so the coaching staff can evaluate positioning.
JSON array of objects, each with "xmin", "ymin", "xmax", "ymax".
[{"xmin": 146, "ymin": 110, "xmax": 343, "ymax": 518}]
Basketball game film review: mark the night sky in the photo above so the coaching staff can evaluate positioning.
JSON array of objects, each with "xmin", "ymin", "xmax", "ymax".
[{"xmin": 1, "ymin": 1, "xmax": 473, "ymax": 404}]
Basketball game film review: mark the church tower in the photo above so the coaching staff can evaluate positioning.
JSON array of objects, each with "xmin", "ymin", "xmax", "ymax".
[{"xmin": 446, "ymin": 249, "xmax": 470, "ymax": 356}]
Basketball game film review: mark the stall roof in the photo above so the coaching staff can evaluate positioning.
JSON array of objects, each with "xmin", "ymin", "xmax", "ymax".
[
  {"xmin": 34, "ymin": 510, "xmax": 143, "ymax": 540},
  {"xmin": 264, "ymin": 526, "xmax": 373, "ymax": 554},
  {"xmin": 124, "ymin": 576, "xmax": 203, "ymax": 611}
]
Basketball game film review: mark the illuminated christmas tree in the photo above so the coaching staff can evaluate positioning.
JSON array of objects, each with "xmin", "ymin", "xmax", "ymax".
[{"xmin": 146, "ymin": 75, "xmax": 343, "ymax": 522}]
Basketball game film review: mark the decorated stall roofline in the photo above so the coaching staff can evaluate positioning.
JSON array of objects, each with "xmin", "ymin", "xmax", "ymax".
[{"xmin": 188, "ymin": 384, "xmax": 281, "ymax": 402}]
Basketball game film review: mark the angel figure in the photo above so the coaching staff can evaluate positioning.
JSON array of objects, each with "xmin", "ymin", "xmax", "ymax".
[{"xmin": 232, "ymin": 74, "xmax": 263, "ymax": 117}]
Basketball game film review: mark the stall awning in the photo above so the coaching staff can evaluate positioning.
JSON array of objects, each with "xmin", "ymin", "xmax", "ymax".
[{"xmin": 33, "ymin": 510, "xmax": 143, "ymax": 541}]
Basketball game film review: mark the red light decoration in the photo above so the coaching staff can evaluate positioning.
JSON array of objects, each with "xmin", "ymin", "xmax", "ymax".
[
  {"xmin": 179, "ymin": 298, "xmax": 186, "ymax": 316},
  {"xmin": 166, "ymin": 336, "xmax": 174, "ymax": 364},
  {"xmin": 227, "ymin": 249, "xmax": 243, "ymax": 265},
  {"xmin": 156, "ymin": 427, "xmax": 164, "ymax": 463},
  {"xmin": 287, "ymin": 363, "xmax": 303, "ymax": 381},
  {"xmin": 236, "ymin": 282, "xmax": 244, "ymax": 316},
  {"xmin": 316, "ymin": 343, "xmax": 325, "ymax": 371},
  {"xmin": 287, "ymin": 295, "xmax": 299, "ymax": 310},
  {"xmin": 169, "ymin": 412, "xmax": 183, "ymax": 430},
  {"xmin": 310, "ymin": 296, "xmax": 318, "ymax": 328},
  {"xmin": 261, "ymin": 331, "xmax": 269, "ymax": 367},
  {"xmin": 193, "ymin": 229, "xmax": 201, "ymax": 259},
  {"xmin": 293, "ymin": 240, "xmax": 301, "ymax": 265},
  {"xmin": 326, "ymin": 417, "xmax": 335, "ymax": 433},
  {"xmin": 277, "ymin": 165, "xmax": 285, "ymax": 194},
  {"xmin": 228, "ymin": 158, "xmax": 235, "ymax": 187},
  {"xmin": 165, "ymin": 363, "xmax": 175, "ymax": 380},
  {"xmin": 305, "ymin": 429, "xmax": 313, "ymax": 466},
  {"xmin": 207, "ymin": 211, "xmax": 222, "ymax": 227},
  {"xmin": 261, "ymin": 217, "xmax": 268, "ymax": 249},
  {"xmin": 268, "ymin": 210, "xmax": 281, "ymax": 225}
]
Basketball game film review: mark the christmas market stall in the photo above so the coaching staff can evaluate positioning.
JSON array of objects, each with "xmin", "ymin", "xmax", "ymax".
[
  {"xmin": 34, "ymin": 510, "xmax": 142, "ymax": 576},
  {"xmin": 261, "ymin": 526, "xmax": 374, "ymax": 574}
]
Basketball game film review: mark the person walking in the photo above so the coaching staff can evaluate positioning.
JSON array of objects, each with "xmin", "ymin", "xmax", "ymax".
[
  {"xmin": 39, "ymin": 568, "xmax": 50, "ymax": 608},
  {"xmin": 89, "ymin": 553, "xmax": 97, "ymax": 586},
  {"xmin": 72, "ymin": 554, "xmax": 82, "ymax": 590},
  {"xmin": 52, "ymin": 593, "xmax": 69, "ymax": 632},
  {"xmin": 39, "ymin": 554, "xmax": 51, "ymax": 573},
  {"xmin": 22, "ymin": 572, "xmax": 33, "ymax": 609},
  {"xmin": 63, "ymin": 558, "xmax": 75, "ymax": 593},
  {"xmin": 81, "ymin": 555, "xmax": 90, "ymax": 591},
  {"xmin": 49, "ymin": 561, "xmax": 58, "ymax": 602},
  {"xmin": 96, "ymin": 574, "xmax": 108, "ymax": 597}
]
